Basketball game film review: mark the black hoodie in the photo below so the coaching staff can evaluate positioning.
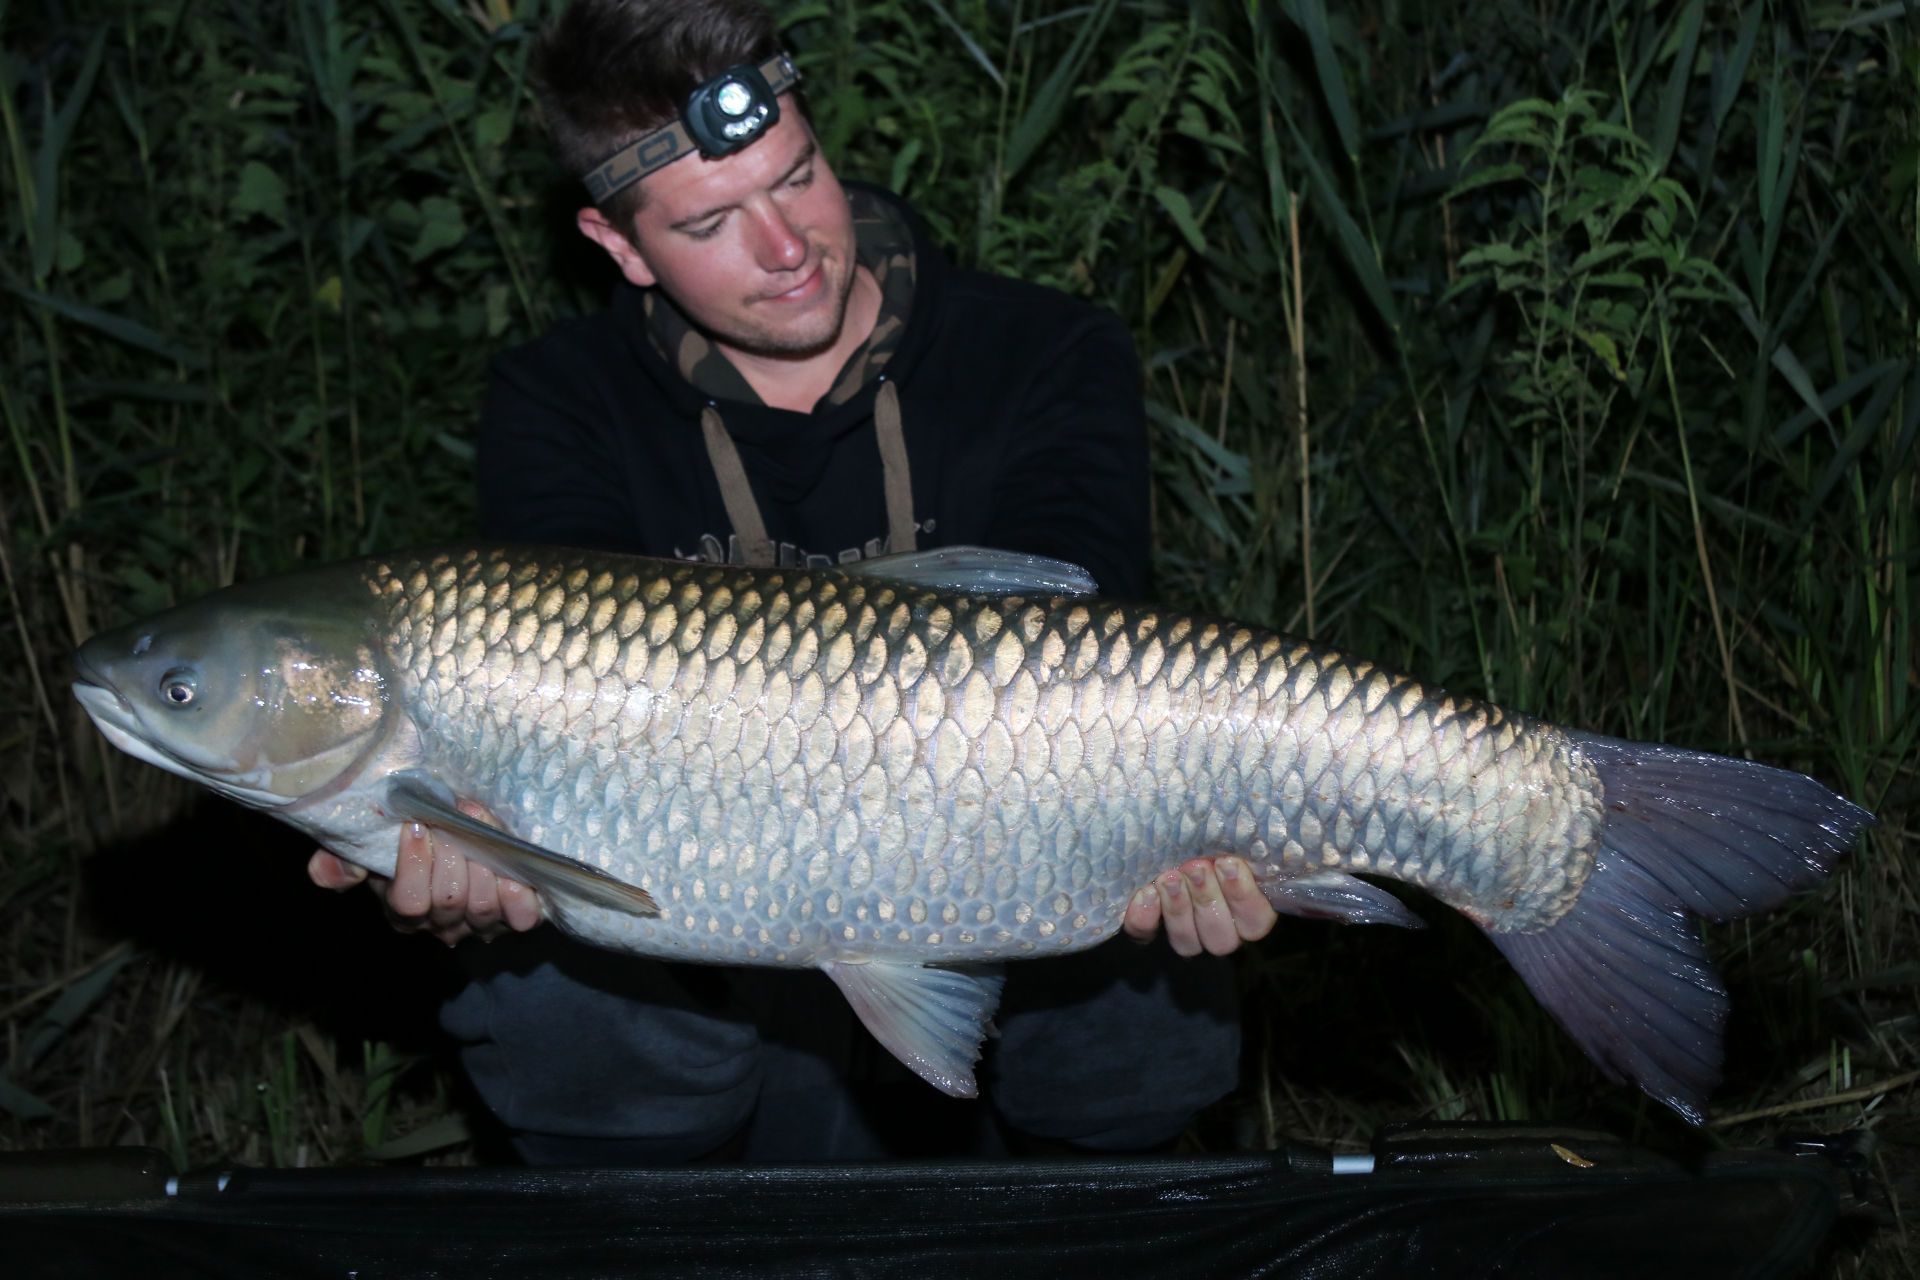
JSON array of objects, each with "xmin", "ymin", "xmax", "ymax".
[{"xmin": 476, "ymin": 184, "xmax": 1150, "ymax": 597}]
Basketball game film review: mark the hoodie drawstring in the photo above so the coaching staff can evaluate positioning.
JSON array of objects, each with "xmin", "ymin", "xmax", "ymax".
[
  {"xmin": 700, "ymin": 404, "xmax": 775, "ymax": 568},
  {"xmin": 874, "ymin": 379, "xmax": 916, "ymax": 555}
]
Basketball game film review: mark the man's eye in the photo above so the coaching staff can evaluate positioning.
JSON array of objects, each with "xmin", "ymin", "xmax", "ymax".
[
  {"xmin": 789, "ymin": 169, "xmax": 814, "ymax": 189},
  {"xmin": 686, "ymin": 219, "xmax": 724, "ymax": 240}
]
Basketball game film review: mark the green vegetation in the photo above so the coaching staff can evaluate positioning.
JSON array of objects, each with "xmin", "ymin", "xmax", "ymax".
[{"xmin": 2, "ymin": 0, "xmax": 1913, "ymax": 1251}]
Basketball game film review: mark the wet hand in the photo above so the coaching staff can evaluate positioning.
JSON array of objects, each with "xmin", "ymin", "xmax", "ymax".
[
  {"xmin": 307, "ymin": 804, "xmax": 543, "ymax": 945},
  {"xmin": 1123, "ymin": 856, "xmax": 1277, "ymax": 957}
]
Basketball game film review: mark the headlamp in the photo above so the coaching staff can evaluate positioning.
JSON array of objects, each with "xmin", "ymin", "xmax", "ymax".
[{"xmin": 583, "ymin": 52, "xmax": 801, "ymax": 204}]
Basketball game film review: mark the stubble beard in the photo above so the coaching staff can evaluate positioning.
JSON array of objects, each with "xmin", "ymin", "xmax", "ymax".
[{"xmin": 717, "ymin": 247, "xmax": 858, "ymax": 362}]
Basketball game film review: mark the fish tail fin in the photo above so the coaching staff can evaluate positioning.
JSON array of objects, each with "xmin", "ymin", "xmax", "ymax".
[{"xmin": 1487, "ymin": 731, "xmax": 1873, "ymax": 1124}]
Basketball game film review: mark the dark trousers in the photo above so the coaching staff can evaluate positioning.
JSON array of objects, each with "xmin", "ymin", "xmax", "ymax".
[{"xmin": 441, "ymin": 933, "xmax": 1242, "ymax": 1164}]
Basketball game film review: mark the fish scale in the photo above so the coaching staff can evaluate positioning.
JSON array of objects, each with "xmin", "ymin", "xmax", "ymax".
[
  {"xmin": 376, "ymin": 548, "xmax": 1596, "ymax": 961},
  {"xmin": 74, "ymin": 542, "xmax": 1871, "ymax": 1115}
]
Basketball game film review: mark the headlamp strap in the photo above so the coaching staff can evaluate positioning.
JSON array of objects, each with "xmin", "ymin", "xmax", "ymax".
[{"xmin": 583, "ymin": 52, "xmax": 800, "ymax": 205}]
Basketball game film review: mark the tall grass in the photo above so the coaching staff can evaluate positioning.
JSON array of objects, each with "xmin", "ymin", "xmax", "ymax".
[{"xmin": 2, "ymin": 0, "xmax": 1913, "ymax": 1251}]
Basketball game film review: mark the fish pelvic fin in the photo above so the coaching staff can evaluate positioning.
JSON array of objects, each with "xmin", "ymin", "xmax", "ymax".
[
  {"xmin": 385, "ymin": 772, "xmax": 659, "ymax": 918},
  {"xmin": 1489, "ymin": 731, "xmax": 1873, "ymax": 1125},
  {"xmin": 823, "ymin": 960, "xmax": 1005, "ymax": 1098}
]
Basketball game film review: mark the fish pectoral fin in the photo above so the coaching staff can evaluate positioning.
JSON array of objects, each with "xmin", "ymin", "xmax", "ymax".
[
  {"xmin": 823, "ymin": 960, "xmax": 1006, "ymax": 1098},
  {"xmin": 846, "ymin": 546, "xmax": 1097, "ymax": 598},
  {"xmin": 384, "ymin": 772, "xmax": 658, "ymax": 918},
  {"xmin": 1258, "ymin": 870, "xmax": 1425, "ymax": 929}
]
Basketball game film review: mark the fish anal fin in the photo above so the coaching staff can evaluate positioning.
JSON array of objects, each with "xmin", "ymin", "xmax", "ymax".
[
  {"xmin": 1259, "ymin": 869, "xmax": 1426, "ymax": 928},
  {"xmin": 823, "ymin": 960, "xmax": 1005, "ymax": 1097}
]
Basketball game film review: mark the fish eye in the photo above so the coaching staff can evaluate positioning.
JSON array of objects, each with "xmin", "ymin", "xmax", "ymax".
[{"xmin": 159, "ymin": 668, "xmax": 198, "ymax": 708}]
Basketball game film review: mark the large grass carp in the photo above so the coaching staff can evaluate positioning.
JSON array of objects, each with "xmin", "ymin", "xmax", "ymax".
[{"xmin": 71, "ymin": 545, "xmax": 1872, "ymax": 1120}]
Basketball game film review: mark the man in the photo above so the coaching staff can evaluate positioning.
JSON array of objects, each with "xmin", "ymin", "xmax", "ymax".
[{"xmin": 312, "ymin": 0, "xmax": 1277, "ymax": 1162}]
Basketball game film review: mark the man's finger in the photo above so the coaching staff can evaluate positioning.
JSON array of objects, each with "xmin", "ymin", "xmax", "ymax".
[
  {"xmin": 1156, "ymin": 868, "xmax": 1201, "ymax": 957},
  {"xmin": 425, "ymin": 831, "xmax": 471, "ymax": 936},
  {"xmin": 498, "ymin": 877, "xmax": 543, "ymax": 933},
  {"xmin": 308, "ymin": 850, "xmax": 368, "ymax": 892},
  {"xmin": 465, "ymin": 863, "xmax": 505, "ymax": 939},
  {"xmin": 1218, "ymin": 857, "xmax": 1279, "ymax": 942},
  {"xmin": 1183, "ymin": 860, "xmax": 1240, "ymax": 956},
  {"xmin": 386, "ymin": 823, "xmax": 434, "ymax": 920},
  {"xmin": 1122, "ymin": 885, "xmax": 1161, "ymax": 943}
]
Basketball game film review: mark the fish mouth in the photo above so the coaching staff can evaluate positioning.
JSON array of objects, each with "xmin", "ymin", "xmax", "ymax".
[
  {"xmin": 70, "ymin": 678, "xmax": 293, "ymax": 810},
  {"xmin": 71, "ymin": 640, "xmax": 114, "ymax": 692},
  {"xmin": 72, "ymin": 677, "xmax": 136, "ymax": 736},
  {"xmin": 72, "ymin": 678, "xmax": 186, "ymax": 777}
]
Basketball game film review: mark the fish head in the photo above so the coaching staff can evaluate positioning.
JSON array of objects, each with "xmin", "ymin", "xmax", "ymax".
[{"xmin": 72, "ymin": 575, "xmax": 395, "ymax": 810}]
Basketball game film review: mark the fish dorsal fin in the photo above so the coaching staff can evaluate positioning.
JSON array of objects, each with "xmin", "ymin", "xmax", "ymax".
[
  {"xmin": 385, "ymin": 772, "xmax": 659, "ymax": 918},
  {"xmin": 822, "ymin": 960, "xmax": 1005, "ymax": 1097},
  {"xmin": 845, "ymin": 546, "xmax": 1097, "ymax": 597}
]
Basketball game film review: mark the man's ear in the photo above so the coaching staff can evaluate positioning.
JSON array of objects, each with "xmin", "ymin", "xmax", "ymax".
[{"xmin": 576, "ymin": 207, "xmax": 656, "ymax": 288}]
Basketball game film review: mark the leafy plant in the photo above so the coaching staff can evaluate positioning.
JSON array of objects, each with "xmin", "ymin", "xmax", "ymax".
[{"xmin": 1450, "ymin": 88, "xmax": 1727, "ymax": 442}]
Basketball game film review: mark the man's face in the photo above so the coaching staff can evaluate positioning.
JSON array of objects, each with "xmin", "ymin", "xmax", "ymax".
[{"xmin": 583, "ymin": 104, "xmax": 859, "ymax": 360}]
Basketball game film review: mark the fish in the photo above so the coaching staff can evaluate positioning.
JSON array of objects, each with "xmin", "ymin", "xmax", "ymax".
[{"xmin": 70, "ymin": 544, "xmax": 1872, "ymax": 1121}]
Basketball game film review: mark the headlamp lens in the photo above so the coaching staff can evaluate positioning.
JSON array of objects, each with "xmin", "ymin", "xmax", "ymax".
[{"xmin": 716, "ymin": 81, "xmax": 753, "ymax": 117}]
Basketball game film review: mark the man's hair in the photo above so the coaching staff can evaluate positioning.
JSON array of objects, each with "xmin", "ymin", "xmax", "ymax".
[{"xmin": 533, "ymin": 0, "xmax": 783, "ymax": 230}]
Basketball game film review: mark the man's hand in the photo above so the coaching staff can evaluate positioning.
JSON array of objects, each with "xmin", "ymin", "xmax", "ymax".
[
  {"xmin": 1123, "ymin": 856, "xmax": 1277, "ymax": 956},
  {"xmin": 307, "ymin": 806, "xmax": 542, "ymax": 945}
]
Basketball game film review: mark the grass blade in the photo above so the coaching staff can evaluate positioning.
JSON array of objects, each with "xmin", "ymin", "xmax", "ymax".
[
  {"xmin": 1650, "ymin": 0, "xmax": 1704, "ymax": 177},
  {"xmin": 919, "ymin": 0, "xmax": 1004, "ymax": 89},
  {"xmin": 1771, "ymin": 359, "xmax": 1901, "ymax": 449},
  {"xmin": 1002, "ymin": 0, "xmax": 1116, "ymax": 182},
  {"xmin": 1711, "ymin": 3, "xmax": 1764, "ymax": 133},
  {"xmin": 1276, "ymin": 104, "xmax": 1399, "ymax": 337},
  {"xmin": 1287, "ymin": 0, "xmax": 1359, "ymax": 164},
  {"xmin": 0, "ymin": 1076, "xmax": 52, "ymax": 1121},
  {"xmin": 4, "ymin": 285, "xmax": 207, "ymax": 367},
  {"xmin": 1803, "ymin": 362, "xmax": 1900, "ymax": 518},
  {"xmin": 0, "ymin": 948, "xmax": 137, "ymax": 1119},
  {"xmin": 364, "ymin": 1111, "xmax": 471, "ymax": 1160},
  {"xmin": 28, "ymin": 28, "xmax": 106, "ymax": 284}
]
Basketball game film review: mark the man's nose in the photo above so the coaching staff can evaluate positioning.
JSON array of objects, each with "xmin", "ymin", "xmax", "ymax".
[{"xmin": 747, "ymin": 205, "xmax": 807, "ymax": 272}]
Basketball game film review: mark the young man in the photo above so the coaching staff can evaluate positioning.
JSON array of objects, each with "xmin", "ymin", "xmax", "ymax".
[{"xmin": 312, "ymin": 0, "xmax": 1276, "ymax": 1162}]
